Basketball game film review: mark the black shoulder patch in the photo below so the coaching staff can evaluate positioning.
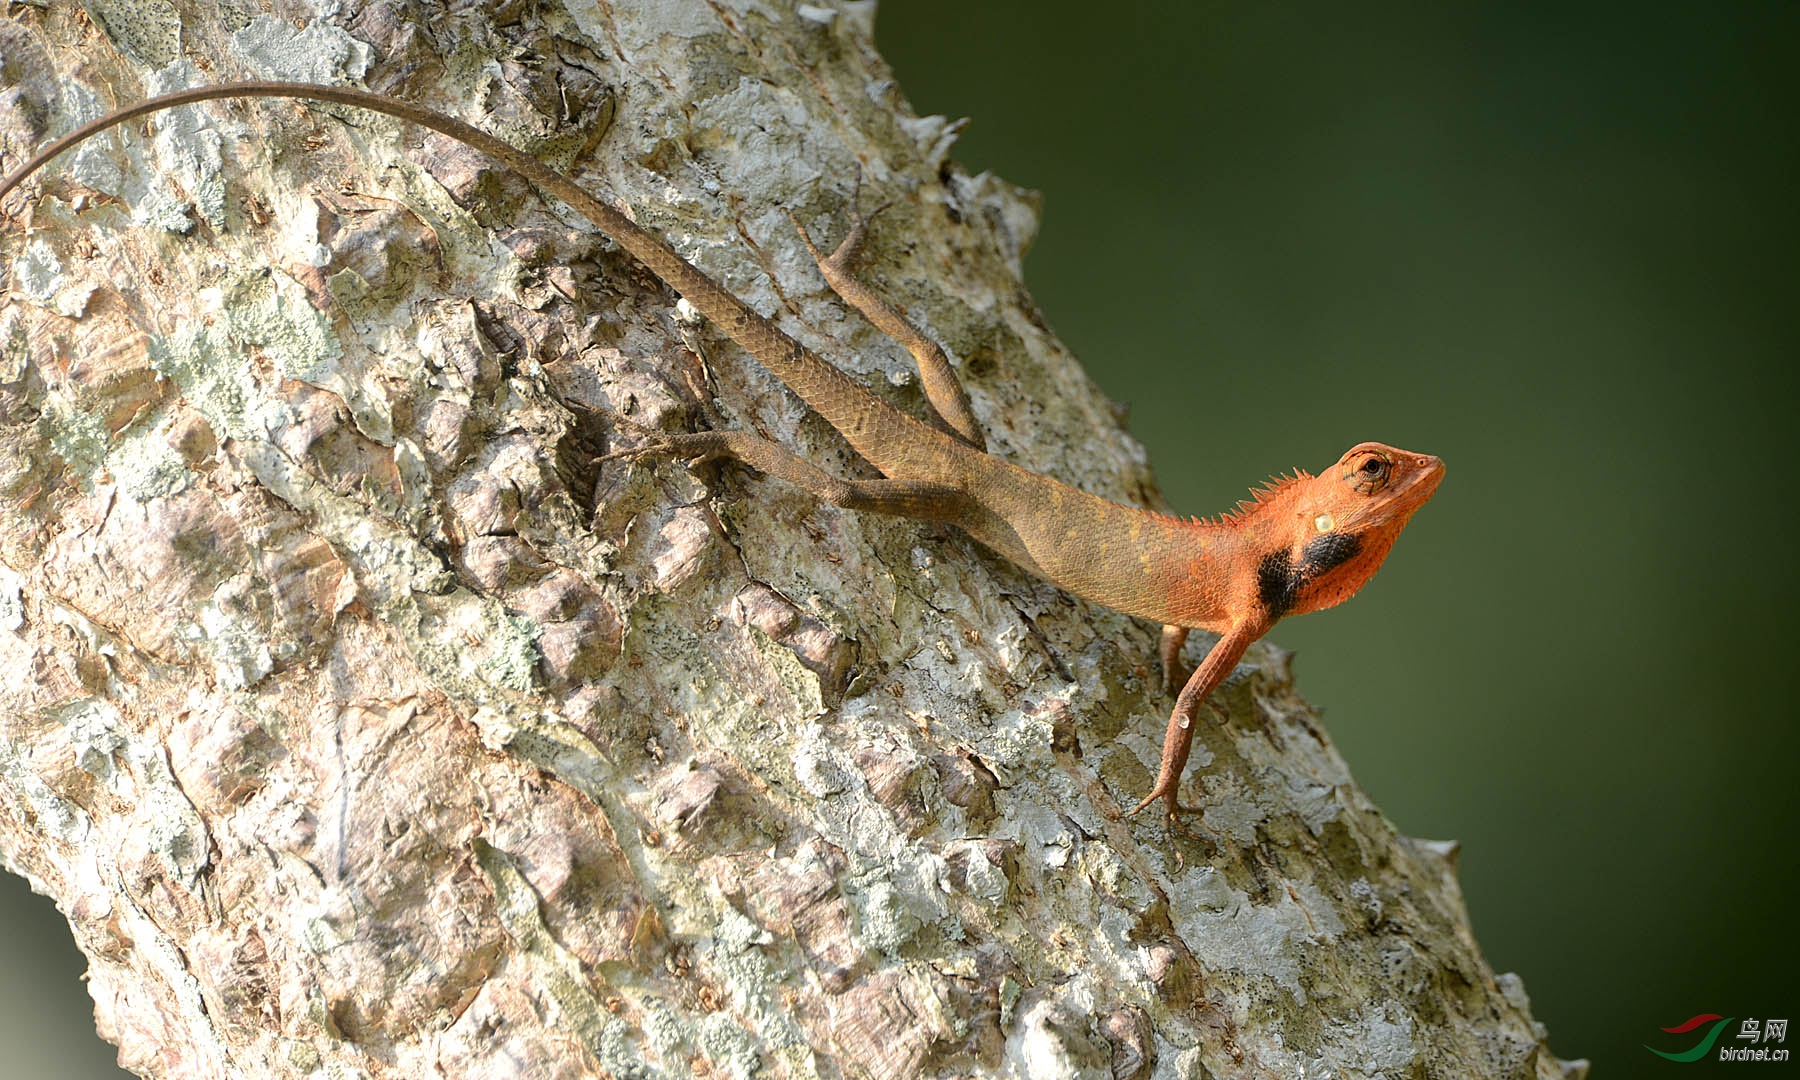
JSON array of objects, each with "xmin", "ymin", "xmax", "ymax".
[
  {"xmin": 1301, "ymin": 532, "xmax": 1362, "ymax": 576},
  {"xmin": 1257, "ymin": 549, "xmax": 1298, "ymax": 617},
  {"xmin": 1261, "ymin": 533, "xmax": 1363, "ymax": 617}
]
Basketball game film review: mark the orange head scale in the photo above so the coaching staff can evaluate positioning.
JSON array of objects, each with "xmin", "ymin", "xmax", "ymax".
[{"xmin": 1232, "ymin": 441, "xmax": 1445, "ymax": 621}]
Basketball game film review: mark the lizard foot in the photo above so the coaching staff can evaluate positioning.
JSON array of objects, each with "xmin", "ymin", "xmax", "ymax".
[
  {"xmin": 598, "ymin": 423, "xmax": 729, "ymax": 469},
  {"xmin": 1127, "ymin": 785, "xmax": 1217, "ymax": 849},
  {"xmin": 1126, "ymin": 785, "xmax": 1200, "ymax": 821},
  {"xmin": 787, "ymin": 173, "xmax": 894, "ymax": 278}
]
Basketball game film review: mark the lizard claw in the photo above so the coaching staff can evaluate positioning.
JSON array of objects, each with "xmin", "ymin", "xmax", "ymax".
[
  {"xmin": 844, "ymin": 170, "xmax": 895, "ymax": 231},
  {"xmin": 789, "ymin": 173, "xmax": 895, "ymax": 278},
  {"xmin": 1127, "ymin": 784, "xmax": 1216, "ymax": 849},
  {"xmin": 1126, "ymin": 785, "xmax": 1198, "ymax": 821}
]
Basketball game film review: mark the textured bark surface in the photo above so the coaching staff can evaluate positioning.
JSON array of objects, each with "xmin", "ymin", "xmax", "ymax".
[{"xmin": 0, "ymin": 2, "xmax": 1585, "ymax": 1078}]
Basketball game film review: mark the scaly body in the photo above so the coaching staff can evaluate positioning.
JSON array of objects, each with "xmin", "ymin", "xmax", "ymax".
[{"xmin": 1, "ymin": 82, "xmax": 1444, "ymax": 818}]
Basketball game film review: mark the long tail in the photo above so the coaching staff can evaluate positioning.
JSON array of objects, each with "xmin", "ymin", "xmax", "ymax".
[{"xmin": 0, "ymin": 81, "xmax": 922, "ymax": 455}]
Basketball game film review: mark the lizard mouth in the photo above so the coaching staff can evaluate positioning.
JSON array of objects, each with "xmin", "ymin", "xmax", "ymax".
[{"xmin": 1395, "ymin": 452, "xmax": 1446, "ymax": 509}]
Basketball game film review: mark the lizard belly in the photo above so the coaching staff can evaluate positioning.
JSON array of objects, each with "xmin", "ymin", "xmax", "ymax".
[{"xmin": 959, "ymin": 463, "xmax": 1231, "ymax": 631}]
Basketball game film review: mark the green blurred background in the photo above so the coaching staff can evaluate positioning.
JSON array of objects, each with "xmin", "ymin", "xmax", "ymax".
[
  {"xmin": 4, "ymin": 0, "xmax": 1795, "ymax": 1074},
  {"xmin": 879, "ymin": 0, "xmax": 1799, "ymax": 1073}
]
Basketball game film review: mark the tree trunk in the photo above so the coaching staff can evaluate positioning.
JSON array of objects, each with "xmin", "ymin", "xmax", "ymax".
[{"xmin": 0, "ymin": 2, "xmax": 1584, "ymax": 1077}]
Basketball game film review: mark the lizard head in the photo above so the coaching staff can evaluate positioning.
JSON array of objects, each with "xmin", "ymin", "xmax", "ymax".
[{"xmin": 1248, "ymin": 441, "xmax": 1444, "ymax": 619}]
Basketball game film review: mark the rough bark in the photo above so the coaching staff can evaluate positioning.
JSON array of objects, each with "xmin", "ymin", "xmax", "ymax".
[{"xmin": 0, "ymin": 2, "xmax": 1584, "ymax": 1078}]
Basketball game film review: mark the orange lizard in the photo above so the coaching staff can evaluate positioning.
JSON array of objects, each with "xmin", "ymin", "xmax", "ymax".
[{"xmin": 0, "ymin": 83, "xmax": 1444, "ymax": 819}]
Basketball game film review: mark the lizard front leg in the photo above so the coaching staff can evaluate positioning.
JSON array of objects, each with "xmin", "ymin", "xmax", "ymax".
[
  {"xmin": 789, "ymin": 209, "xmax": 986, "ymax": 451},
  {"xmin": 1130, "ymin": 620, "xmax": 1262, "ymax": 819},
  {"xmin": 1159, "ymin": 624, "xmax": 1192, "ymax": 695}
]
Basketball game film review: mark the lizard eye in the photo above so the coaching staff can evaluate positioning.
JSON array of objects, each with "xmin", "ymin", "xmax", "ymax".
[{"xmin": 1346, "ymin": 453, "xmax": 1391, "ymax": 495}]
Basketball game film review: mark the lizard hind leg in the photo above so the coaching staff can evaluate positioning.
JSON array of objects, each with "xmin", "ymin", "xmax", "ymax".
[
  {"xmin": 611, "ymin": 428, "xmax": 974, "ymax": 522},
  {"xmin": 788, "ymin": 204, "xmax": 987, "ymax": 452}
]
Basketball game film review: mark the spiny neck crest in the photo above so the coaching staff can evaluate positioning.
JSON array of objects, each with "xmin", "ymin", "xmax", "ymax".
[{"xmin": 1202, "ymin": 469, "xmax": 1313, "ymax": 527}]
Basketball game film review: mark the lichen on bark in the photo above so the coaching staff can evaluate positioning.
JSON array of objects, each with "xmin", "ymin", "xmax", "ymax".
[{"xmin": 0, "ymin": 2, "xmax": 1584, "ymax": 1078}]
